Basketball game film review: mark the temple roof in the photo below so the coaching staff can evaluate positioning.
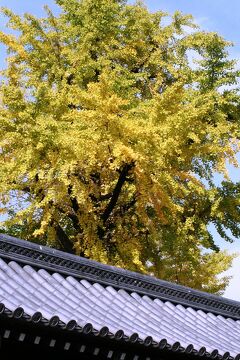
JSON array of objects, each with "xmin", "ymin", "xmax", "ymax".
[{"xmin": 0, "ymin": 233, "xmax": 240, "ymax": 359}]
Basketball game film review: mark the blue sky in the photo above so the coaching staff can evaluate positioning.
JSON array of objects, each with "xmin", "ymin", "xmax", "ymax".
[{"xmin": 0, "ymin": 0, "xmax": 240, "ymax": 300}]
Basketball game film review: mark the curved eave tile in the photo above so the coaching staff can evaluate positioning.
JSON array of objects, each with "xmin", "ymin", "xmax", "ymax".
[{"xmin": 0, "ymin": 258, "xmax": 240, "ymax": 358}]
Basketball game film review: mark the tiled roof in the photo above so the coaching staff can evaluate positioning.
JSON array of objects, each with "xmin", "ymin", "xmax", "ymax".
[{"xmin": 0, "ymin": 233, "xmax": 240, "ymax": 359}]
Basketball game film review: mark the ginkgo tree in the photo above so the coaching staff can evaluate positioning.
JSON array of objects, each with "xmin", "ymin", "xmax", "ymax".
[{"xmin": 1, "ymin": 0, "xmax": 240, "ymax": 294}]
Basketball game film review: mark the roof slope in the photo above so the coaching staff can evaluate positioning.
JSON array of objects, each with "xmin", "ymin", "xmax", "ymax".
[{"xmin": 0, "ymin": 233, "xmax": 240, "ymax": 359}]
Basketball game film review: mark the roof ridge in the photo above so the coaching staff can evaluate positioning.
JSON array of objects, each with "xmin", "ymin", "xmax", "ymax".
[{"xmin": 1, "ymin": 233, "xmax": 240, "ymax": 320}]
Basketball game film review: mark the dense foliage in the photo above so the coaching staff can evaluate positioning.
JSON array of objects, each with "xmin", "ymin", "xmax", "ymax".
[{"xmin": 1, "ymin": 0, "xmax": 240, "ymax": 293}]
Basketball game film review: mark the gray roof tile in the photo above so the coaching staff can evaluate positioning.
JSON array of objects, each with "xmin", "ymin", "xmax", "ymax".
[
  {"xmin": 0, "ymin": 234, "xmax": 240, "ymax": 358},
  {"xmin": 0, "ymin": 257, "xmax": 240, "ymax": 355}
]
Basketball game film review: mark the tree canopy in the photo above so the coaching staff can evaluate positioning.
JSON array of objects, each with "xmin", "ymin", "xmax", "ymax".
[{"xmin": 0, "ymin": 0, "xmax": 240, "ymax": 294}]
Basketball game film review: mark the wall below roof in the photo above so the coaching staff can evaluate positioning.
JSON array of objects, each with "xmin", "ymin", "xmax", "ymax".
[{"xmin": 0, "ymin": 315, "xmax": 193, "ymax": 360}]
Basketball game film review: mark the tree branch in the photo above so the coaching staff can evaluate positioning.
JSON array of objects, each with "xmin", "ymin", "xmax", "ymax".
[
  {"xmin": 16, "ymin": 177, "xmax": 76, "ymax": 254},
  {"xmin": 52, "ymin": 221, "xmax": 74, "ymax": 254},
  {"xmin": 101, "ymin": 161, "xmax": 135, "ymax": 223},
  {"xmin": 67, "ymin": 185, "xmax": 80, "ymax": 213},
  {"xmin": 57, "ymin": 204, "xmax": 83, "ymax": 235}
]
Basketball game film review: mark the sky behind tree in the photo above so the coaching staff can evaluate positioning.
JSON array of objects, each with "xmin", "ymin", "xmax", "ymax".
[{"xmin": 0, "ymin": 0, "xmax": 240, "ymax": 300}]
